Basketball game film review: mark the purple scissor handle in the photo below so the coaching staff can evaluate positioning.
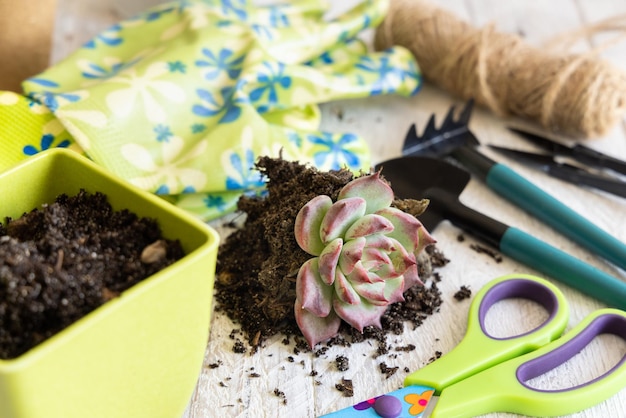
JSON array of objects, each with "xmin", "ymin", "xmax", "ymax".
[
  {"xmin": 322, "ymin": 274, "xmax": 626, "ymax": 417},
  {"xmin": 404, "ymin": 274, "xmax": 570, "ymax": 394},
  {"xmin": 408, "ymin": 274, "xmax": 626, "ymax": 417}
]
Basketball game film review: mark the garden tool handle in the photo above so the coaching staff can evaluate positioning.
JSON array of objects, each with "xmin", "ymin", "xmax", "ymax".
[
  {"xmin": 452, "ymin": 146, "xmax": 626, "ymax": 271},
  {"xmin": 499, "ymin": 228, "xmax": 626, "ymax": 310},
  {"xmin": 426, "ymin": 188, "xmax": 626, "ymax": 310}
]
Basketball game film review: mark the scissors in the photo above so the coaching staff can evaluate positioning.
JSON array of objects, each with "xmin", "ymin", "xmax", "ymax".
[
  {"xmin": 488, "ymin": 145, "xmax": 626, "ymax": 199},
  {"xmin": 321, "ymin": 274, "xmax": 626, "ymax": 418},
  {"xmin": 507, "ymin": 127, "xmax": 626, "ymax": 176},
  {"xmin": 488, "ymin": 127, "xmax": 626, "ymax": 198}
]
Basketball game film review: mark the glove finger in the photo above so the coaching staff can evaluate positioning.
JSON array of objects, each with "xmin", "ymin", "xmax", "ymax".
[
  {"xmin": 0, "ymin": 92, "xmax": 78, "ymax": 173},
  {"xmin": 168, "ymin": 123, "xmax": 372, "ymax": 222},
  {"xmin": 257, "ymin": 0, "xmax": 388, "ymax": 64},
  {"xmin": 241, "ymin": 46, "xmax": 420, "ymax": 115}
]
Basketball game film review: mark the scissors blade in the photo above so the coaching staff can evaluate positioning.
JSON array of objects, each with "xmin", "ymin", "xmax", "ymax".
[
  {"xmin": 319, "ymin": 385, "xmax": 437, "ymax": 417},
  {"xmin": 489, "ymin": 145, "xmax": 557, "ymax": 169},
  {"xmin": 508, "ymin": 127, "xmax": 626, "ymax": 175},
  {"xmin": 489, "ymin": 145, "xmax": 626, "ymax": 198}
]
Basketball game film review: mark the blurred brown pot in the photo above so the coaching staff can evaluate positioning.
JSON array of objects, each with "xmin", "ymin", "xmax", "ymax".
[{"xmin": 0, "ymin": 0, "xmax": 57, "ymax": 92}]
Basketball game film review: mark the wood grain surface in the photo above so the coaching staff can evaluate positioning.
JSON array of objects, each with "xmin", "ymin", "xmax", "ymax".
[{"xmin": 51, "ymin": 1, "xmax": 626, "ymax": 417}]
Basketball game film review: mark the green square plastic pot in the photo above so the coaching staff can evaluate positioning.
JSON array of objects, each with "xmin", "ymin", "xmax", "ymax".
[{"xmin": 0, "ymin": 149, "xmax": 220, "ymax": 418}]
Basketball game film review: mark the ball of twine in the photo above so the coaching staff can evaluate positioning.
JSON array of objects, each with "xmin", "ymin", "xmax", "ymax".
[{"xmin": 374, "ymin": 0, "xmax": 626, "ymax": 138}]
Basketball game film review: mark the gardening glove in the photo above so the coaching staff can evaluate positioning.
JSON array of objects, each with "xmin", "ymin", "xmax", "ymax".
[{"xmin": 1, "ymin": 0, "xmax": 421, "ymax": 221}]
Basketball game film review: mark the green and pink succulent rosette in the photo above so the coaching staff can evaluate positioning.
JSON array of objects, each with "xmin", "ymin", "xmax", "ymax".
[{"xmin": 293, "ymin": 172, "xmax": 435, "ymax": 347}]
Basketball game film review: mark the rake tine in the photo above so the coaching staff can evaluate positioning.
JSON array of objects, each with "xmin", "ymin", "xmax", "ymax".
[
  {"xmin": 440, "ymin": 104, "xmax": 457, "ymax": 131},
  {"xmin": 403, "ymin": 115, "xmax": 435, "ymax": 150},
  {"xmin": 406, "ymin": 123, "xmax": 419, "ymax": 142},
  {"xmin": 457, "ymin": 98, "xmax": 474, "ymax": 125},
  {"xmin": 403, "ymin": 124, "xmax": 433, "ymax": 155},
  {"xmin": 403, "ymin": 99, "xmax": 479, "ymax": 156},
  {"xmin": 421, "ymin": 114, "xmax": 438, "ymax": 140}
]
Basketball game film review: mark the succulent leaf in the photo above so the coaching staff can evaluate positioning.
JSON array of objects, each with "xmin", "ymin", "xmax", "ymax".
[
  {"xmin": 318, "ymin": 238, "xmax": 343, "ymax": 285},
  {"xmin": 295, "ymin": 258, "xmax": 333, "ymax": 317},
  {"xmin": 293, "ymin": 172, "xmax": 434, "ymax": 347},
  {"xmin": 377, "ymin": 238, "xmax": 416, "ymax": 278},
  {"xmin": 320, "ymin": 197, "xmax": 366, "ymax": 243},
  {"xmin": 294, "ymin": 298, "xmax": 342, "ymax": 347},
  {"xmin": 333, "ymin": 298, "xmax": 387, "ymax": 332},
  {"xmin": 352, "ymin": 280, "xmax": 388, "ymax": 305},
  {"xmin": 344, "ymin": 214, "xmax": 394, "ymax": 240},
  {"xmin": 339, "ymin": 237, "xmax": 366, "ymax": 274},
  {"xmin": 361, "ymin": 247, "xmax": 392, "ymax": 271},
  {"xmin": 348, "ymin": 262, "xmax": 383, "ymax": 284},
  {"xmin": 334, "ymin": 269, "xmax": 361, "ymax": 305},
  {"xmin": 376, "ymin": 207, "xmax": 421, "ymax": 251},
  {"xmin": 401, "ymin": 264, "xmax": 422, "ymax": 290},
  {"xmin": 417, "ymin": 226, "xmax": 437, "ymax": 254},
  {"xmin": 294, "ymin": 195, "xmax": 332, "ymax": 256},
  {"xmin": 364, "ymin": 233, "xmax": 397, "ymax": 252},
  {"xmin": 383, "ymin": 276, "xmax": 406, "ymax": 304},
  {"xmin": 337, "ymin": 171, "xmax": 393, "ymax": 214}
]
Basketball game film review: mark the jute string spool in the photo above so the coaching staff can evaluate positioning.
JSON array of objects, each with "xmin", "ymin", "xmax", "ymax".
[{"xmin": 374, "ymin": 0, "xmax": 626, "ymax": 139}]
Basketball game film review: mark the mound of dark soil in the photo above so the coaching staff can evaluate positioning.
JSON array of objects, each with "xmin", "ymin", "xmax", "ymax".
[{"xmin": 215, "ymin": 156, "xmax": 447, "ymax": 351}]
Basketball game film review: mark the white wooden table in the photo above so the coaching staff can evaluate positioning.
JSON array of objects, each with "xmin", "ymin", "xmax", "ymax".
[{"xmin": 53, "ymin": 1, "xmax": 626, "ymax": 417}]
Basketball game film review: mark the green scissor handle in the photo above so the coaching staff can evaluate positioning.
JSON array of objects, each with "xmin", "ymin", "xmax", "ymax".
[
  {"xmin": 431, "ymin": 308, "xmax": 626, "ymax": 417},
  {"xmin": 405, "ymin": 274, "xmax": 570, "ymax": 393}
]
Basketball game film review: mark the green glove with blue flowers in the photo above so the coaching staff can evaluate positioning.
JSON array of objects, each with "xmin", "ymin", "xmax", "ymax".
[{"xmin": 1, "ymin": 0, "xmax": 420, "ymax": 220}]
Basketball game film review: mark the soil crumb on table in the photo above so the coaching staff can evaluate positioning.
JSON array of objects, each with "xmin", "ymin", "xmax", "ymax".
[
  {"xmin": 335, "ymin": 355, "xmax": 350, "ymax": 372},
  {"xmin": 469, "ymin": 243, "xmax": 503, "ymax": 263},
  {"xmin": 454, "ymin": 285, "xmax": 472, "ymax": 301},
  {"xmin": 379, "ymin": 362, "xmax": 399, "ymax": 379},
  {"xmin": 273, "ymin": 388, "xmax": 287, "ymax": 405},
  {"xmin": 0, "ymin": 190, "xmax": 184, "ymax": 359},
  {"xmin": 215, "ymin": 157, "xmax": 447, "ymax": 352},
  {"xmin": 335, "ymin": 378, "xmax": 354, "ymax": 397}
]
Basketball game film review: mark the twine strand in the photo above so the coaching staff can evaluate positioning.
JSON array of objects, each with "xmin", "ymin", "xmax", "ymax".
[{"xmin": 374, "ymin": 0, "xmax": 626, "ymax": 138}]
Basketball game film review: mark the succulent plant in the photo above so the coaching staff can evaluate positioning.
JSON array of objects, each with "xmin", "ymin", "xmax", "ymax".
[{"xmin": 293, "ymin": 172, "xmax": 435, "ymax": 347}]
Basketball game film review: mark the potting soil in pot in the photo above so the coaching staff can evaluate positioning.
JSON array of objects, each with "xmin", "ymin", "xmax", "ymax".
[{"xmin": 0, "ymin": 190, "xmax": 185, "ymax": 359}]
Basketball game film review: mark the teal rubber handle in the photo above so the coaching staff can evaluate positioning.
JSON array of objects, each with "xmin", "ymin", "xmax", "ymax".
[
  {"xmin": 486, "ymin": 163, "xmax": 626, "ymax": 270},
  {"xmin": 501, "ymin": 227, "xmax": 626, "ymax": 310}
]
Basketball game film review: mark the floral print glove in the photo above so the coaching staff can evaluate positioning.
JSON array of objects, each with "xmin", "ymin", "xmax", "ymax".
[{"xmin": 1, "ymin": 0, "xmax": 420, "ymax": 221}]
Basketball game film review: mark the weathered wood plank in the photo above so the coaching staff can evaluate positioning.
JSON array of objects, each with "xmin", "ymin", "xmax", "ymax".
[{"xmin": 48, "ymin": 1, "xmax": 626, "ymax": 417}]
